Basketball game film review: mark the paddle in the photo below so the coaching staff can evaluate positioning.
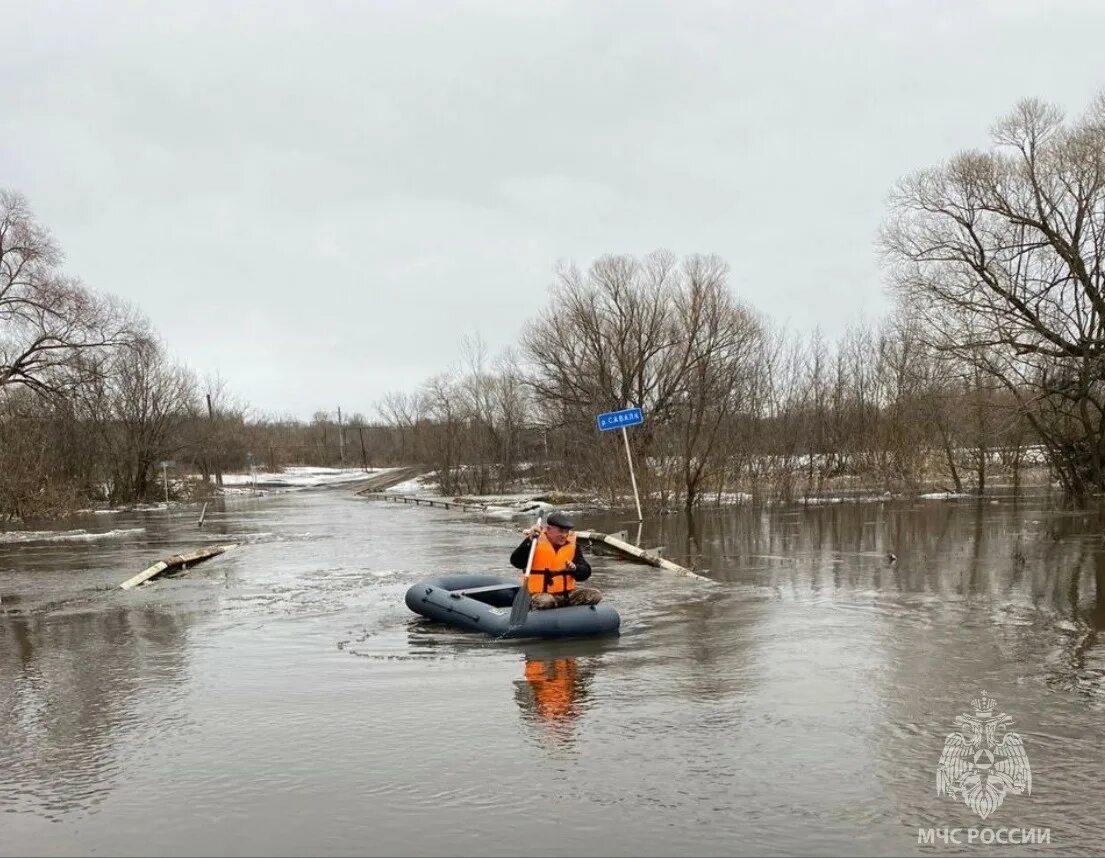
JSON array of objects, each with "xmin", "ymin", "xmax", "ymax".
[{"xmin": 507, "ymin": 513, "xmax": 543, "ymax": 631}]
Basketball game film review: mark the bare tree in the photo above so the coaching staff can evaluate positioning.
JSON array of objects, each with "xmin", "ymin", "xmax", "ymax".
[
  {"xmin": 0, "ymin": 190, "xmax": 137, "ymax": 397},
  {"xmin": 757, "ymin": 326, "xmax": 807, "ymax": 501},
  {"xmin": 883, "ymin": 93, "xmax": 1105, "ymax": 497},
  {"xmin": 418, "ymin": 372, "xmax": 465, "ymax": 493},
  {"xmin": 521, "ymin": 251, "xmax": 698, "ymax": 507},
  {"xmin": 668, "ymin": 255, "xmax": 765, "ymax": 511},
  {"xmin": 0, "ymin": 389, "xmax": 84, "ymax": 518},
  {"xmin": 79, "ymin": 335, "xmax": 199, "ymax": 503}
]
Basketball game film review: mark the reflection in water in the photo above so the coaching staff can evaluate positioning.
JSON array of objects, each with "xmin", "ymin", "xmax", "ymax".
[
  {"xmin": 513, "ymin": 639, "xmax": 609, "ymax": 752},
  {"xmin": 0, "ymin": 607, "xmax": 192, "ymax": 818},
  {"xmin": 592, "ymin": 495, "xmax": 1105, "ymax": 616},
  {"xmin": 515, "ymin": 657, "xmax": 592, "ymax": 747},
  {"xmin": 588, "ymin": 494, "xmax": 1105, "ymax": 710}
]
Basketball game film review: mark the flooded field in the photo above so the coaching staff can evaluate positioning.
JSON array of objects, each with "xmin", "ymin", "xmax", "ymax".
[{"xmin": 2, "ymin": 487, "xmax": 1103, "ymax": 856}]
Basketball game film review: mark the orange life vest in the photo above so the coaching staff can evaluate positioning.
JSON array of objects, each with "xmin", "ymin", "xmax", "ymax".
[{"xmin": 527, "ymin": 532, "xmax": 577, "ymax": 594}]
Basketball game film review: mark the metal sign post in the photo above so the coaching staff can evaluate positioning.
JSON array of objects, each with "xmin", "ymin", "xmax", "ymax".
[
  {"xmin": 621, "ymin": 426, "xmax": 643, "ymax": 522},
  {"xmin": 596, "ymin": 407, "xmax": 645, "ymax": 522}
]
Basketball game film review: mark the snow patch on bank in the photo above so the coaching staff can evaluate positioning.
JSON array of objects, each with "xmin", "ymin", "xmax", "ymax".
[
  {"xmin": 797, "ymin": 493, "xmax": 894, "ymax": 505},
  {"xmin": 712, "ymin": 492, "xmax": 754, "ymax": 505},
  {"xmin": 220, "ymin": 466, "xmax": 391, "ymax": 488},
  {"xmin": 383, "ymin": 477, "xmax": 425, "ymax": 494}
]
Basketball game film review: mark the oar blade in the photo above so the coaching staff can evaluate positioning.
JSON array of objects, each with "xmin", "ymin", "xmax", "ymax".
[
  {"xmin": 505, "ymin": 514, "xmax": 542, "ymax": 633},
  {"xmin": 507, "ymin": 583, "xmax": 530, "ymax": 628}
]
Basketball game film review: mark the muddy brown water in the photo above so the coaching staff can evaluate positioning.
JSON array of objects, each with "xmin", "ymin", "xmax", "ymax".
[{"xmin": 1, "ymin": 488, "xmax": 1103, "ymax": 856}]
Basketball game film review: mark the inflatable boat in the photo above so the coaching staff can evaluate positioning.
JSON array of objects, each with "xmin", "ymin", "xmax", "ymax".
[{"xmin": 405, "ymin": 574, "xmax": 621, "ymax": 640}]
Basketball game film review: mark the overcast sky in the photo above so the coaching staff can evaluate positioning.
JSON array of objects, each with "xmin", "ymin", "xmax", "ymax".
[{"xmin": 4, "ymin": 0, "xmax": 1104, "ymax": 420}]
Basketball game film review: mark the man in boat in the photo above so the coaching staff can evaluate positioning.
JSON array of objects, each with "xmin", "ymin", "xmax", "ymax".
[{"xmin": 510, "ymin": 510, "xmax": 602, "ymax": 610}]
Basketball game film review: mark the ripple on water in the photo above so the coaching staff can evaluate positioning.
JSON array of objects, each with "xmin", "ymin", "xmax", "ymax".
[{"xmin": 0, "ymin": 527, "xmax": 147, "ymax": 544}]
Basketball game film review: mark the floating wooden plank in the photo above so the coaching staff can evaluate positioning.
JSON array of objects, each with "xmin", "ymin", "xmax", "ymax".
[
  {"xmin": 575, "ymin": 529, "xmax": 708, "ymax": 580},
  {"xmin": 120, "ymin": 543, "xmax": 238, "ymax": 590}
]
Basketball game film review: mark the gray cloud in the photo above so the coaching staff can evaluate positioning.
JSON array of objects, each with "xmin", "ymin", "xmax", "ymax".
[{"xmin": 4, "ymin": 0, "xmax": 1104, "ymax": 417}]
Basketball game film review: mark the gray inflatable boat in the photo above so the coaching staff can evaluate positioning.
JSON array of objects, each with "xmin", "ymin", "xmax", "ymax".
[{"xmin": 405, "ymin": 574, "xmax": 621, "ymax": 640}]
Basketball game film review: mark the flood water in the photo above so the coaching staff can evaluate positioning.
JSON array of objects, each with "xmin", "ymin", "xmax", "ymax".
[{"xmin": 2, "ymin": 487, "xmax": 1104, "ymax": 856}]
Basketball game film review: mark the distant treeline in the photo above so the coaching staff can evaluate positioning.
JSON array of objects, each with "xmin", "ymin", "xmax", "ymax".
[
  {"xmin": 3, "ymin": 91, "xmax": 1104, "ymax": 519},
  {"xmin": 0, "ymin": 188, "xmax": 408, "ymax": 519},
  {"xmin": 377, "ymin": 274, "xmax": 1038, "ymax": 509}
]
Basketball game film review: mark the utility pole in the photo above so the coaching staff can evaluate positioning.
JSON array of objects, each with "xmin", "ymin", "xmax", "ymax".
[
  {"xmin": 357, "ymin": 425, "xmax": 369, "ymax": 472},
  {"xmin": 337, "ymin": 406, "xmax": 345, "ymax": 467}
]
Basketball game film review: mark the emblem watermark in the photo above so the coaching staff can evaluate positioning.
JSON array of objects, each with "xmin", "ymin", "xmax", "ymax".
[
  {"xmin": 919, "ymin": 691, "xmax": 1048, "ymax": 848},
  {"xmin": 936, "ymin": 690, "xmax": 1031, "ymax": 819},
  {"xmin": 917, "ymin": 828, "xmax": 1051, "ymax": 846}
]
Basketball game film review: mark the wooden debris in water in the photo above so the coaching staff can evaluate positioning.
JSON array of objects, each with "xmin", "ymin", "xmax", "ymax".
[
  {"xmin": 119, "ymin": 543, "xmax": 238, "ymax": 590},
  {"xmin": 575, "ymin": 530, "xmax": 709, "ymax": 580}
]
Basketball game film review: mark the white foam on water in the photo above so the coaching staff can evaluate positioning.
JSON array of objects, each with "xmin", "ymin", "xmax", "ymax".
[{"xmin": 0, "ymin": 527, "xmax": 147, "ymax": 544}]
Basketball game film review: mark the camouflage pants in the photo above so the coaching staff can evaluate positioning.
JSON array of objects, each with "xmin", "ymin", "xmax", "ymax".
[{"xmin": 531, "ymin": 588, "xmax": 602, "ymax": 610}]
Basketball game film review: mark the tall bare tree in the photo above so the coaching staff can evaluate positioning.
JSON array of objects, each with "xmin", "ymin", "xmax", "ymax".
[
  {"xmin": 668, "ymin": 255, "xmax": 765, "ymax": 511},
  {"xmin": 79, "ymin": 335, "xmax": 199, "ymax": 503},
  {"xmin": 521, "ymin": 251, "xmax": 700, "ymax": 506},
  {"xmin": 883, "ymin": 93, "xmax": 1105, "ymax": 496},
  {"xmin": 0, "ymin": 190, "xmax": 136, "ymax": 397}
]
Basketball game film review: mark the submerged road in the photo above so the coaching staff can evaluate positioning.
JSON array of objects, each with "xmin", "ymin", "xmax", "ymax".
[{"xmin": 1, "ymin": 487, "xmax": 1103, "ymax": 856}]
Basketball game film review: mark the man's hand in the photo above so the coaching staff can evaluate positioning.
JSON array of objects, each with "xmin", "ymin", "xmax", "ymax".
[
  {"xmin": 523, "ymin": 525, "xmax": 544, "ymax": 539},
  {"xmin": 566, "ymin": 561, "xmax": 577, "ymax": 572}
]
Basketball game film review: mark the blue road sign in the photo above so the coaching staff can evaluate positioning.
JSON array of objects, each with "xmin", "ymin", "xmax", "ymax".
[{"xmin": 596, "ymin": 407, "xmax": 644, "ymax": 432}]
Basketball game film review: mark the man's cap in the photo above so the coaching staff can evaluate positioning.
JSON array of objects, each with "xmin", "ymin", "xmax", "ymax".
[{"xmin": 545, "ymin": 510, "xmax": 575, "ymax": 529}]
